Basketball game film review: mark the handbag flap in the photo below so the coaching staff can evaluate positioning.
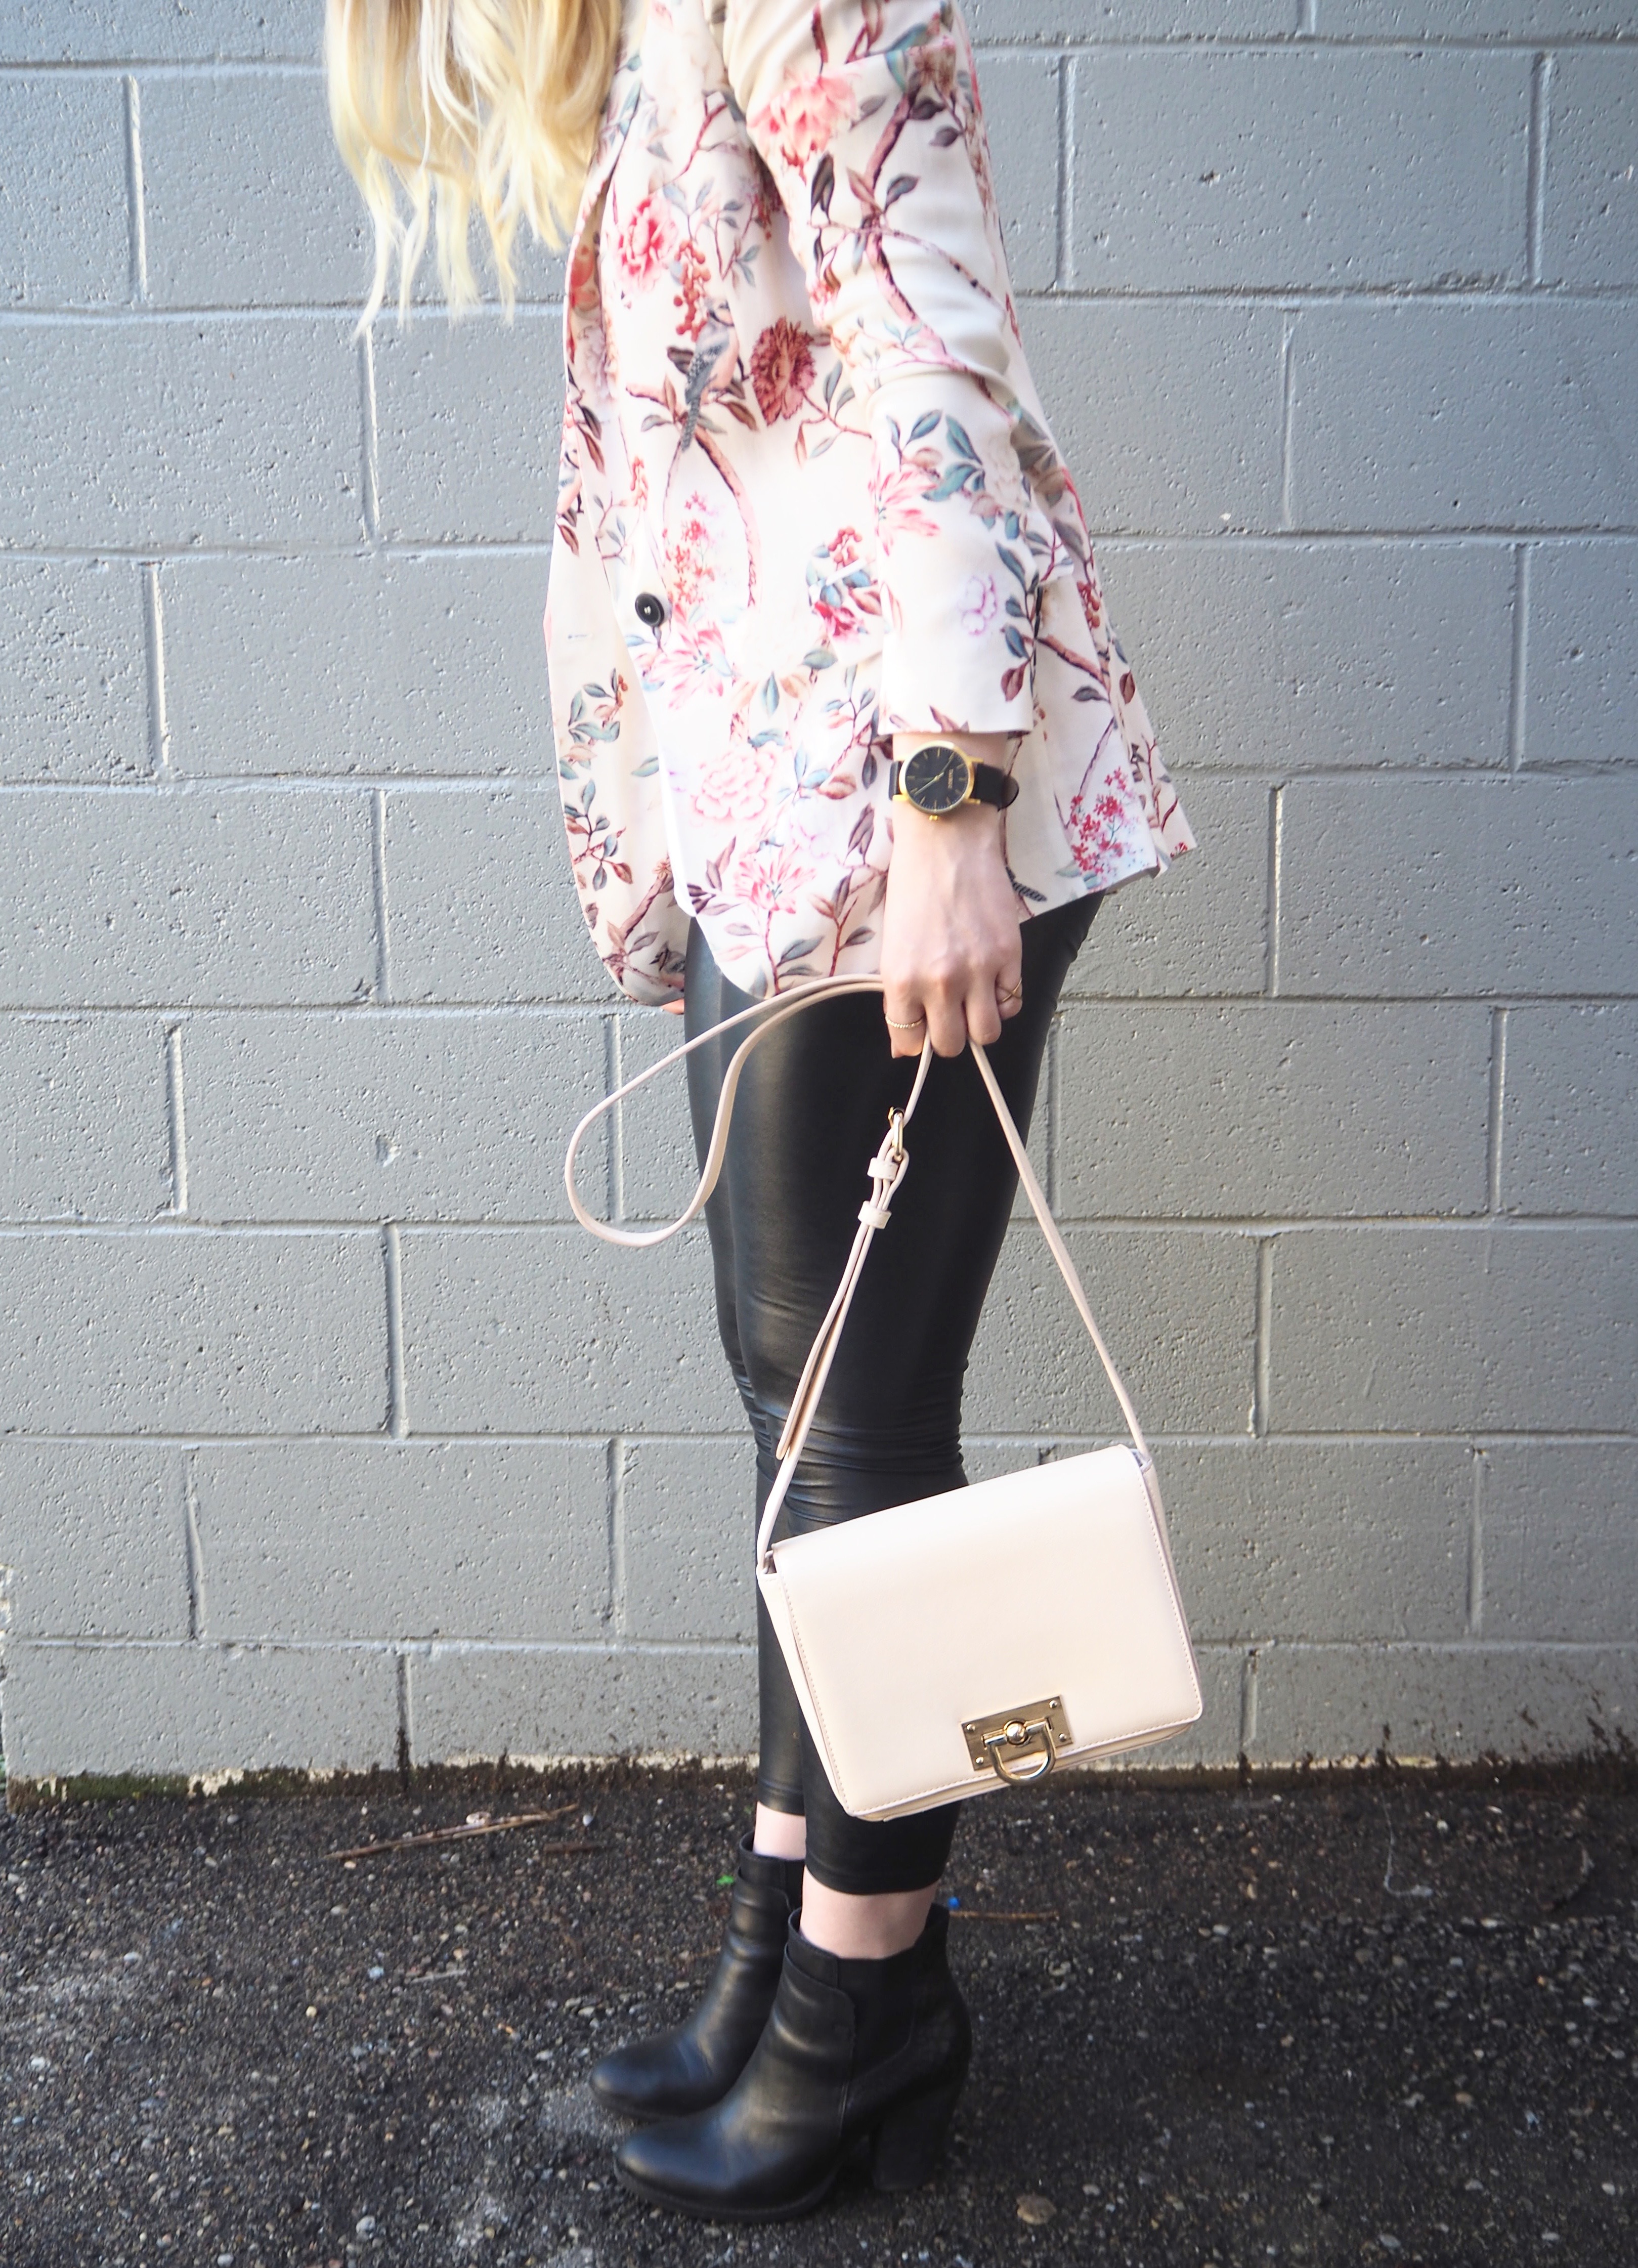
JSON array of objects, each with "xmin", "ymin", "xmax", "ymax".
[{"xmin": 764, "ymin": 1444, "xmax": 1201, "ymax": 1819}]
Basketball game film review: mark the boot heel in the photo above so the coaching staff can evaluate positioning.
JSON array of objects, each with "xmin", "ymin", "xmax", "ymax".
[{"xmin": 870, "ymin": 2070, "xmax": 966, "ymax": 2193}]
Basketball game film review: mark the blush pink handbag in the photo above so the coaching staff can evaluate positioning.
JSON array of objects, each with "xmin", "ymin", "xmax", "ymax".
[{"xmin": 566, "ymin": 977, "xmax": 1202, "ymax": 1820}]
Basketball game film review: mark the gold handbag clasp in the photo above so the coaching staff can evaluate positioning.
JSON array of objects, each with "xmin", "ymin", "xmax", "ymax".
[{"xmin": 962, "ymin": 1696, "xmax": 1072, "ymax": 1785}]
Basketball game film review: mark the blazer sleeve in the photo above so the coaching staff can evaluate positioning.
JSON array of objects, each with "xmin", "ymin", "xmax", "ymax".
[{"xmin": 717, "ymin": 0, "xmax": 1075, "ymax": 737}]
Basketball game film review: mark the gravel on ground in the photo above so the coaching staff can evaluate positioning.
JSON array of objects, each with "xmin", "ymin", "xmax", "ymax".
[{"xmin": 3, "ymin": 1764, "xmax": 1634, "ymax": 2267}]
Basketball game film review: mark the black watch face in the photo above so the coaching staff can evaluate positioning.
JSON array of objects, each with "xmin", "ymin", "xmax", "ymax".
[{"xmin": 902, "ymin": 742, "xmax": 973, "ymax": 815}]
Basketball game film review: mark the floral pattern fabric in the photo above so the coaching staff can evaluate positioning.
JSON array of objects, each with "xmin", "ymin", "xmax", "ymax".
[{"xmin": 546, "ymin": 0, "xmax": 1195, "ymax": 1003}]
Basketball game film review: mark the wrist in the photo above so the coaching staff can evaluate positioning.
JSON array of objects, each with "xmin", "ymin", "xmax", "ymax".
[
  {"xmin": 892, "ymin": 796, "xmax": 1001, "ymax": 839},
  {"xmin": 889, "ymin": 732, "xmax": 1019, "ymax": 820}
]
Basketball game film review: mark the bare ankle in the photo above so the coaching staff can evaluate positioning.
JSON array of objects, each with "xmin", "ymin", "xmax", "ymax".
[
  {"xmin": 798, "ymin": 1879, "xmax": 939, "ymax": 1961},
  {"xmin": 752, "ymin": 1802, "xmax": 807, "ymax": 1861}
]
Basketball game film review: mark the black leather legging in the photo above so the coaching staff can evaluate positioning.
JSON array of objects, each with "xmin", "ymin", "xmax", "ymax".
[{"xmin": 683, "ymin": 894, "xmax": 1100, "ymax": 1897}]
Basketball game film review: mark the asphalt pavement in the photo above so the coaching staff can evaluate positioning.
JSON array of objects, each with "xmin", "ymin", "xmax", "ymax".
[{"xmin": 3, "ymin": 1763, "xmax": 1633, "ymax": 2267}]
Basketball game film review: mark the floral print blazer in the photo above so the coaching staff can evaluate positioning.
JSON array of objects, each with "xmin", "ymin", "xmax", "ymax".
[{"xmin": 547, "ymin": 0, "xmax": 1195, "ymax": 1003}]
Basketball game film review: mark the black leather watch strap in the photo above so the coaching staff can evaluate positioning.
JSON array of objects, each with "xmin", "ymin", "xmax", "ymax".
[
  {"xmin": 888, "ymin": 754, "xmax": 1020, "ymax": 811},
  {"xmin": 967, "ymin": 760, "xmax": 1021, "ymax": 810}
]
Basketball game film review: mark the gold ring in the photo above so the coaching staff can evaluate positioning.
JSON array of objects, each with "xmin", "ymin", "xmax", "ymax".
[
  {"xmin": 885, "ymin": 1012, "xmax": 927, "ymax": 1031},
  {"xmin": 997, "ymin": 980, "xmax": 1023, "ymax": 1003}
]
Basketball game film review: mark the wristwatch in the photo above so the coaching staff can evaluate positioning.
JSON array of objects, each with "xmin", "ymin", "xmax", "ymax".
[{"xmin": 888, "ymin": 741, "xmax": 1020, "ymax": 817}]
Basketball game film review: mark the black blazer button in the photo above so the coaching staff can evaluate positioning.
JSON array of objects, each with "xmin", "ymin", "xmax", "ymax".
[{"xmin": 634, "ymin": 591, "xmax": 667, "ymax": 628}]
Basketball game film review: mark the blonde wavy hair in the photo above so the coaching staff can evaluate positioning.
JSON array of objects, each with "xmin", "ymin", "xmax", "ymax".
[{"xmin": 325, "ymin": 0, "xmax": 625, "ymax": 317}]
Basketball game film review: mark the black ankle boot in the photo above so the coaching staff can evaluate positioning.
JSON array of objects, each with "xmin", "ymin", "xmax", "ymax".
[
  {"xmin": 613, "ymin": 1905, "xmax": 971, "ymax": 2221},
  {"xmin": 590, "ymin": 1834, "xmax": 804, "ymax": 2119}
]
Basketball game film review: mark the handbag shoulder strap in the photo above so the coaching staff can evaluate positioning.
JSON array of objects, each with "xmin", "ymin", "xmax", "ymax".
[{"xmin": 563, "ymin": 975, "xmax": 1153, "ymax": 1566}]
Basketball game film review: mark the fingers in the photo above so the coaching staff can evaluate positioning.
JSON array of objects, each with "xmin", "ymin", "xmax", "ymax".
[
  {"xmin": 921, "ymin": 980, "xmax": 970, "ymax": 1059},
  {"xmin": 883, "ymin": 963, "xmax": 1023, "ymax": 1056},
  {"xmin": 882, "ymin": 996, "xmax": 929, "ymax": 1059},
  {"xmin": 964, "ymin": 973, "xmax": 1003, "ymax": 1049}
]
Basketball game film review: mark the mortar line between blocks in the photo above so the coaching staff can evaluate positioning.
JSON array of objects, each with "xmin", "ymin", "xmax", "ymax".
[
  {"xmin": 1239, "ymin": 1645, "xmax": 1261, "ymax": 1755},
  {"xmin": 1055, "ymin": 53, "xmax": 1075, "ymax": 292},
  {"xmin": 1506, "ymin": 545, "xmax": 1532, "ymax": 773},
  {"xmin": 1253, "ymin": 1236, "xmax": 1275, "ymax": 1439},
  {"xmin": 371, "ymin": 787, "xmax": 392, "ymax": 1003},
  {"xmin": 1486, "ymin": 1005, "xmax": 1510, "ymax": 1214},
  {"xmin": 610, "ymin": 1435, "xmax": 628, "ymax": 1639},
  {"xmin": 1467, "ymin": 1445, "xmax": 1486, "ymax": 1638},
  {"xmin": 122, "ymin": 75, "xmax": 147, "ymax": 303},
  {"xmin": 608, "ymin": 1015, "xmax": 625, "ymax": 1223},
  {"xmin": 1526, "ymin": 52, "xmax": 1554, "ymax": 287},
  {"xmin": 359, "ymin": 324, "xmax": 381, "ymax": 543},
  {"xmin": 1264, "ymin": 782, "xmax": 1284, "ymax": 997},
  {"xmin": 1278, "ymin": 315, "xmax": 1298, "ymax": 531},
  {"xmin": 382, "ymin": 1222, "xmax": 407, "ymax": 1438},
  {"xmin": 163, "ymin": 1023, "xmax": 188, "ymax": 1215},
  {"xmin": 141, "ymin": 562, "xmax": 170, "ymax": 776},
  {"xmin": 183, "ymin": 1450, "xmax": 205, "ymax": 1644},
  {"xmin": 396, "ymin": 1650, "xmax": 413, "ymax": 1780},
  {"xmin": 1297, "ymin": 2, "xmax": 1317, "ymax": 37}
]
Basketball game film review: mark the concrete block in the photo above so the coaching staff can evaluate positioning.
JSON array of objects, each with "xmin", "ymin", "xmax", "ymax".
[
  {"xmin": 1277, "ymin": 776, "xmax": 1638, "ymax": 999},
  {"xmin": 960, "ymin": 1437, "xmax": 1051, "ymax": 1486},
  {"xmin": 620, "ymin": 1435, "xmax": 756, "ymax": 1643},
  {"xmin": 1020, "ymin": 299, "xmax": 1286, "ymax": 537},
  {"xmin": 1287, "ymin": 303, "xmax": 1638, "ymax": 534},
  {"xmin": 0, "ymin": 76, "xmax": 130, "ymax": 307},
  {"xmin": 0, "ymin": 1641, "xmax": 398, "ymax": 1784},
  {"xmin": 193, "ymin": 1439, "xmax": 610, "ymax": 1641},
  {"xmin": 1100, "ymin": 540, "xmax": 1516, "ymax": 772},
  {"xmin": 1524, "ymin": 540, "xmax": 1638, "ymax": 770},
  {"xmin": 163, "ymin": 552, "xmax": 557, "ymax": 779},
  {"xmin": 1540, "ymin": 52, "xmax": 1638, "ymax": 288},
  {"xmin": 1269, "ymin": 1225, "xmax": 1638, "ymax": 1433},
  {"xmin": 0, "ymin": 1228, "xmax": 385, "ymax": 1433},
  {"xmin": 0, "ymin": 317, "xmax": 360, "ymax": 548},
  {"xmin": 968, "ymin": 2, "xmax": 1294, "ymax": 33},
  {"xmin": 386, "ymin": 787, "xmax": 607, "ymax": 1005},
  {"xmin": 139, "ymin": 70, "xmax": 369, "ymax": 308},
  {"xmin": 1073, "ymin": 49, "xmax": 1527, "ymax": 291},
  {"xmin": 1153, "ymin": 1439, "xmax": 1472, "ymax": 1644},
  {"xmin": 408, "ymin": 1642, "xmax": 758, "ymax": 1764},
  {"xmin": 1328, "ymin": 3, "xmax": 1638, "ymax": 29},
  {"xmin": 0, "ymin": 561, "xmax": 149, "ymax": 785},
  {"xmin": 0, "ymin": 5, "xmax": 316, "ymax": 62},
  {"xmin": 1481, "ymin": 1441, "xmax": 1638, "ymax": 1644},
  {"xmin": 1063, "ymin": 775, "xmax": 1270, "ymax": 1000},
  {"xmin": 966, "ymin": 1224, "xmax": 1257, "ymax": 1436},
  {"xmin": 182, "ymin": 1009, "xmax": 608, "ymax": 1224},
  {"xmin": 372, "ymin": 312, "xmax": 565, "ymax": 544},
  {"xmin": 0, "ymin": 1441, "xmax": 187, "ymax": 1639},
  {"xmin": 1056, "ymin": 1002, "xmax": 1491, "ymax": 1220},
  {"xmin": 1249, "ymin": 1642, "xmax": 1636, "ymax": 1768},
  {"xmin": 610, "ymin": 1007, "xmax": 704, "ymax": 1226},
  {"xmin": 0, "ymin": 1015, "xmax": 168, "ymax": 1221},
  {"xmin": 0, "ymin": 788, "xmax": 376, "ymax": 1010},
  {"xmin": 975, "ymin": 51, "xmax": 1060, "ymax": 294},
  {"xmin": 400, "ymin": 1225, "xmax": 742, "ymax": 1435},
  {"xmin": 1332, "ymin": 5, "xmax": 1638, "ymax": 30},
  {"xmin": 1502, "ymin": 1005, "xmax": 1638, "ymax": 1217}
]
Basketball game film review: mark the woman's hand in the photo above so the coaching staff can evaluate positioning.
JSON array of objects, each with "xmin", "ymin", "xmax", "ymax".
[{"xmin": 880, "ymin": 737, "xmax": 1023, "ymax": 1059}]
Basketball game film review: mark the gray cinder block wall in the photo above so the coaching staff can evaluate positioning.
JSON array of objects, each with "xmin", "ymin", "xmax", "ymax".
[{"xmin": 1, "ymin": 2, "xmax": 1634, "ymax": 1796}]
